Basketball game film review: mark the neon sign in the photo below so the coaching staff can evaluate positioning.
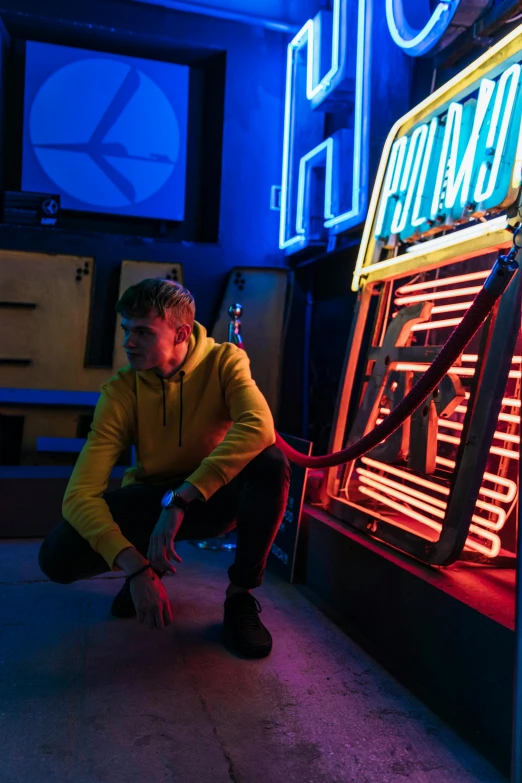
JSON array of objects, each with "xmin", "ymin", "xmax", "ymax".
[
  {"xmin": 352, "ymin": 25, "xmax": 522, "ymax": 292},
  {"xmin": 386, "ymin": 0, "xmax": 460, "ymax": 56},
  {"xmin": 342, "ymin": 269, "xmax": 520, "ymax": 560},
  {"xmin": 330, "ymin": 237, "xmax": 521, "ymax": 564},
  {"xmin": 375, "ymin": 65, "xmax": 522, "ymax": 246},
  {"xmin": 385, "ymin": 0, "xmax": 490, "ymax": 58},
  {"xmin": 326, "ymin": 26, "xmax": 522, "ymax": 566},
  {"xmin": 279, "ymin": 0, "xmax": 370, "ymax": 252}
]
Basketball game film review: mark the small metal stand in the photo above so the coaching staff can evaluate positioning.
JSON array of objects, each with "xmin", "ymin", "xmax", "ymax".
[
  {"xmin": 227, "ymin": 303, "xmax": 243, "ymax": 347},
  {"xmin": 189, "ymin": 304, "xmax": 244, "ymax": 552}
]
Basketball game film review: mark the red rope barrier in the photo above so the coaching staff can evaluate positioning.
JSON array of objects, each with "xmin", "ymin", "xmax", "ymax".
[{"xmin": 275, "ymin": 258, "xmax": 519, "ymax": 469}]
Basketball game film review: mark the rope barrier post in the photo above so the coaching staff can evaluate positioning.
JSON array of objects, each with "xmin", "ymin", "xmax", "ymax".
[{"xmin": 227, "ymin": 303, "xmax": 243, "ymax": 348}]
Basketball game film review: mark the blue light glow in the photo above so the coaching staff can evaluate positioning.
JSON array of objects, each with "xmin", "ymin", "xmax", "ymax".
[
  {"xmin": 279, "ymin": 0, "xmax": 369, "ymax": 252},
  {"xmin": 385, "ymin": 0, "xmax": 460, "ymax": 57}
]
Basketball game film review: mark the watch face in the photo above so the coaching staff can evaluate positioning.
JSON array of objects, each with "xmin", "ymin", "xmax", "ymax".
[{"xmin": 162, "ymin": 490, "xmax": 174, "ymax": 508}]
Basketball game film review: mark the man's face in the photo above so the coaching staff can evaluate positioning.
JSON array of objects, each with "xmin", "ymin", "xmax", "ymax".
[{"xmin": 120, "ymin": 310, "xmax": 183, "ymax": 372}]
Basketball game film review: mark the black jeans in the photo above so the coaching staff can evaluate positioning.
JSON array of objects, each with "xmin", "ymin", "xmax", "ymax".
[{"xmin": 38, "ymin": 446, "xmax": 291, "ymax": 590}]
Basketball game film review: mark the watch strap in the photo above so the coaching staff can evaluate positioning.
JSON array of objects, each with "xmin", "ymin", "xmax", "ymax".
[{"xmin": 170, "ymin": 492, "xmax": 190, "ymax": 511}]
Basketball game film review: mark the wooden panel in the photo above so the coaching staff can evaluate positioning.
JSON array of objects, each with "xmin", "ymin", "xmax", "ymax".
[
  {"xmin": 113, "ymin": 260, "xmax": 184, "ymax": 371},
  {"xmin": 0, "ymin": 257, "xmax": 185, "ymax": 467},
  {"xmin": 0, "ymin": 250, "xmax": 109, "ymax": 391},
  {"xmin": 211, "ymin": 268, "xmax": 288, "ymax": 414},
  {"xmin": 21, "ymin": 410, "xmax": 79, "ymax": 464},
  {"xmin": 0, "ymin": 406, "xmax": 82, "ymax": 466}
]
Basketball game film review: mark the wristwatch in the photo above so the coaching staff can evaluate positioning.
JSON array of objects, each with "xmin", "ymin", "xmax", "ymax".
[{"xmin": 161, "ymin": 490, "xmax": 190, "ymax": 512}]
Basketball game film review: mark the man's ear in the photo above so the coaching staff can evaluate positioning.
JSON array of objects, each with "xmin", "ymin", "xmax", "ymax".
[{"xmin": 176, "ymin": 324, "xmax": 192, "ymax": 344}]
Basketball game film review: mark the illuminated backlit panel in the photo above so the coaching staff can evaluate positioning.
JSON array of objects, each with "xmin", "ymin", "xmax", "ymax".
[
  {"xmin": 327, "ymin": 26, "xmax": 522, "ymax": 566},
  {"xmin": 279, "ymin": 0, "xmax": 370, "ymax": 252}
]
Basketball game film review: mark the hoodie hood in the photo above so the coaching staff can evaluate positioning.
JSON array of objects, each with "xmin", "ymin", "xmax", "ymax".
[{"xmin": 136, "ymin": 321, "xmax": 215, "ymax": 387}]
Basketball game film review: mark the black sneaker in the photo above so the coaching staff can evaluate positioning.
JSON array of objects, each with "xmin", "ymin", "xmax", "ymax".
[
  {"xmin": 110, "ymin": 569, "xmax": 164, "ymax": 619},
  {"xmin": 223, "ymin": 592, "xmax": 272, "ymax": 658}
]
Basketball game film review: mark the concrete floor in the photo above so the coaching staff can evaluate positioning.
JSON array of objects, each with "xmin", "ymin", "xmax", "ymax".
[{"xmin": 0, "ymin": 539, "xmax": 507, "ymax": 783}]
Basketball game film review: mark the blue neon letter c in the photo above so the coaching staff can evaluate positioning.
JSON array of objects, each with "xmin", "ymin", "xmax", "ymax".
[{"xmin": 386, "ymin": 0, "xmax": 460, "ymax": 57}]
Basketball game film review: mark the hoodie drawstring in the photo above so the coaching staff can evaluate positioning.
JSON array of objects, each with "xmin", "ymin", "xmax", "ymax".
[
  {"xmin": 179, "ymin": 371, "xmax": 185, "ymax": 447},
  {"xmin": 161, "ymin": 378, "xmax": 166, "ymax": 427},
  {"xmin": 160, "ymin": 372, "xmax": 185, "ymax": 445}
]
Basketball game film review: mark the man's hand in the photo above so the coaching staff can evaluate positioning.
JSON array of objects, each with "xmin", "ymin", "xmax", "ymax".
[
  {"xmin": 130, "ymin": 570, "xmax": 173, "ymax": 629},
  {"xmin": 147, "ymin": 507, "xmax": 184, "ymax": 574}
]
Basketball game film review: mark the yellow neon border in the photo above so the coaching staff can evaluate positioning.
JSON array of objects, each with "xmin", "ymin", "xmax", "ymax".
[{"xmin": 352, "ymin": 23, "xmax": 522, "ymax": 292}]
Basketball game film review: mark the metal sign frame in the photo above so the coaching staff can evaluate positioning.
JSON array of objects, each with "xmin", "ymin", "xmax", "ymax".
[
  {"xmin": 325, "ymin": 25, "xmax": 522, "ymax": 566},
  {"xmin": 327, "ymin": 270, "xmax": 521, "ymax": 565}
]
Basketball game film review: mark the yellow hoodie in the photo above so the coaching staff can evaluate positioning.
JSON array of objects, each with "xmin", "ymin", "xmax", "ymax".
[{"xmin": 62, "ymin": 322, "xmax": 276, "ymax": 568}]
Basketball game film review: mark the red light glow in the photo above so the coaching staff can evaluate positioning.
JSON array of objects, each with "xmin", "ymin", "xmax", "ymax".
[
  {"xmin": 347, "ymin": 263, "xmax": 519, "ymax": 560},
  {"xmin": 395, "ymin": 270, "xmax": 490, "ymax": 294},
  {"xmin": 358, "ymin": 485, "xmax": 501, "ymax": 558},
  {"xmin": 395, "ymin": 286, "xmax": 483, "ymax": 306},
  {"xmin": 357, "ymin": 469, "xmax": 506, "ymax": 531},
  {"xmin": 411, "ymin": 318, "xmax": 465, "ymax": 332},
  {"xmin": 363, "ymin": 454, "xmax": 516, "ymax": 504},
  {"xmin": 430, "ymin": 302, "xmax": 473, "ymax": 315}
]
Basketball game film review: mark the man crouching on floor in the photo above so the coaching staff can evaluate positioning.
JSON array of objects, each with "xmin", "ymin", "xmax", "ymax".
[{"xmin": 38, "ymin": 278, "xmax": 290, "ymax": 658}]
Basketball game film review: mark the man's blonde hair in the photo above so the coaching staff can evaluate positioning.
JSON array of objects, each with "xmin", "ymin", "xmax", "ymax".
[{"xmin": 116, "ymin": 278, "xmax": 195, "ymax": 328}]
